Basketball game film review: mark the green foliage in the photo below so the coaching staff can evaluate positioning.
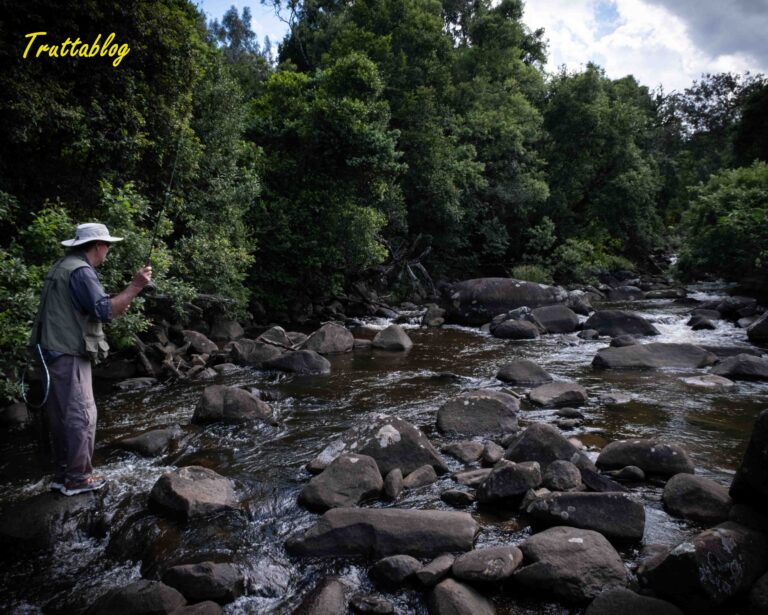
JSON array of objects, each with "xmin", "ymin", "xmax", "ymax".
[
  {"xmin": 551, "ymin": 238, "xmax": 633, "ymax": 284},
  {"xmin": 677, "ymin": 162, "xmax": 768, "ymax": 288},
  {"xmin": 509, "ymin": 264, "xmax": 552, "ymax": 284}
]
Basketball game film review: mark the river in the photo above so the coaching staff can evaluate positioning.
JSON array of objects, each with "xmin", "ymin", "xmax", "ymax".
[{"xmin": 1, "ymin": 282, "xmax": 766, "ymax": 614}]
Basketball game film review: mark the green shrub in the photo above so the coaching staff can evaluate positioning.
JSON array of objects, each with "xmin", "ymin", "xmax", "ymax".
[
  {"xmin": 510, "ymin": 264, "xmax": 553, "ymax": 284},
  {"xmin": 551, "ymin": 238, "xmax": 633, "ymax": 284}
]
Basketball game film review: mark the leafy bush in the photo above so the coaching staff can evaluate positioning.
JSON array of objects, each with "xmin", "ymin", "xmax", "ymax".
[
  {"xmin": 551, "ymin": 238, "xmax": 633, "ymax": 284},
  {"xmin": 677, "ymin": 161, "xmax": 768, "ymax": 287},
  {"xmin": 510, "ymin": 264, "xmax": 553, "ymax": 284}
]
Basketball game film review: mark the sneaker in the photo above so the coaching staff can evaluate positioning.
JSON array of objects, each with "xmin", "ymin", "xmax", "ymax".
[
  {"xmin": 50, "ymin": 479, "xmax": 65, "ymax": 492},
  {"xmin": 61, "ymin": 475, "xmax": 107, "ymax": 496}
]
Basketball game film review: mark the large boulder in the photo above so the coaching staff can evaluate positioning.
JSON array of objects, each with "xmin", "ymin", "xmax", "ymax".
[
  {"xmin": 514, "ymin": 526, "xmax": 627, "ymax": 602},
  {"xmin": 183, "ymin": 330, "xmax": 218, "ymax": 354},
  {"xmin": 747, "ymin": 312, "xmax": 768, "ymax": 343},
  {"xmin": 532, "ymin": 305, "xmax": 580, "ymax": 334},
  {"xmin": 496, "ymin": 359, "xmax": 553, "ymax": 386},
  {"xmin": 596, "ymin": 439, "xmax": 695, "ymax": 477},
  {"xmin": 662, "ymin": 473, "xmax": 732, "ymax": 524},
  {"xmin": 476, "ymin": 461, "xmax": 542, "ymax": 503},
  {"xmin": 293, "ymin": 577, "xmax": 347, "ymax": 615},
  {"xmin": 370, "ymin": 554, "xmax": 422, "ymax": 588},
  {"xmin": 372, "ymin": 324, "xmax": 413, "ymax": 351},
  {"xmin": 593, "ymin": 343, "xmax": 718, "ymax": 370},
  {"xmin": 639, "ymin": 522, "xmax": 768, "ymax": 613},
  {"xmin": 264, "ymin": 350, "xmax": 331, "ymax": 375},
  {"xmin": 149, "ymin": 466, "xmax": 239, "ymax": 520},
  {"xmin": 428, "ymin": 579, "xmax": 495, "ymax": 615},
  {"xmin": 505, "ymin": 422, "xmax": 591, "ymax": 471},
  {"xmin": 730, "ymin": 409, "xmax": 768, "ymax": 515},
  {"xmin": 209, "ymin": 318, "xmax": 244, "ymax": 342},
  {"xmin": 436, "ymin": 390, "xmax": 519, "ymax": 437},
  {"xmin": 0, "ymin": 401, "xmax": 31, "ymax": 429},
  {"xmin": 490, "ymin": 319, "xmax": 541, "ymax": 340},
  {"xmin": 230, "ymin": 339, "xmax": 284, "ymax": 366},
  {"xmin": 585, "ymin": 588, "xmax": 684, "ymax": 615},
  {"xmin": 710, "ymin": 353, "xmax": 768, "ymax": 380},
  {"xmin": 300, "ymin": 323, "xmax": 354, "ymax": 354},
  {"xmin": 526, "ymin": 492, "xmax": 646, "ymax": 541},
  {"xmin": 286, "ymin": 508, "xmax": 478, "ymax": 559},
  {"xmin": 452, "ymin": 546, "xmax": 523, "ymax": 582},
  {"xmin": 416, "ymin": 554, "xmax": 455, "ymax": 587},
  {"xmin": 583, "ymin": 310, "xmax": 660, "ymax": 337},
  {"xmin": 88, "ymin": 580, "xmax": 186, "ymax": 615},
  {"xmin": 192, "ymin": 385, "xmax": 276, "ymax": 425},
  {"xmin": 161, "ymin": 562, "xmax": 244, "ymax": 604},
  {"xmin": 309, "ymin": 415, "xmax": 448, "ymax": 477},
  {"xmin": 298, "ymin": 454, "xmax": 383, "ymax": 512},
  {"xmin": 257, "ymin": 326, "xmax": 294, "ymax": 347},
  {"xmin": 445, "ymin": 278, "xmax": 568, "ymax": 326},
  {"xmin": 529, "ymin": 381, "xmax": 588, "ymax": 407},
  {"xmin": 115, "ymin": 425, "xmax": 183, "ymax": 457}
]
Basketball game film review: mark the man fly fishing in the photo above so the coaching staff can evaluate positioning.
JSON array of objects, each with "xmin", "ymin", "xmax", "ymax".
[{"xmin": 27, "ymin": 223, "xmax": 152, "ymax": 496}]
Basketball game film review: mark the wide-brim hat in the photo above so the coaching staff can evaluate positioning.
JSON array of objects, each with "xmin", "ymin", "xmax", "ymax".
[{"xmin": 61, "ymin": 223, "xmax": 124, "ymax": 247}]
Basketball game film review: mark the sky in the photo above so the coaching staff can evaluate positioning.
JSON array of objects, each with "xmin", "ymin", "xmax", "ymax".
[{"xmin": 196, "ymin": 0, "xmax": 768, "ymax": 93}]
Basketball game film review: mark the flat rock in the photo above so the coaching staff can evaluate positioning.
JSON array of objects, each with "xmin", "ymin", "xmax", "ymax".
[
  {"xmin": 442, "ymin": 441, "xmax": 485, "ymax": 464},
  {"xmin": 149, "ymin": 466, "xmax": 238, "ymax": 520},
  {"xmin": 526, "ymin": 491, "xmax": 646, "ymax": 541},
  {"xmin": 593, "ymin": 343, "xmax": 718, "ymax": 369},
  {"xmin": 596, "ymin": 439, "xmax": 695, "ymax": 477},
  {"xmin": 710, "ymin": 353, "xmax": 768, "ymax": 380},
  {"xmin": 514, "ymin": 526, "xmax": 627, "ymax": 602},
  {"xmin": 490, "ymin": 319, "xmax": 540, "ymax": 340},
  {"xmin": 437, "ymin": 390, "xmax": 519, "ymax": 437},
  {"xmin": 114, "ymin": 377, "xmax": 158, "ymax": 391},
  {"xmin": 585, "ymin": 588, "xmax": 684, "ymax": 615},
  {"xmin": 476, "ymin": 461, "xmax": 542, "ymax": 503},
  {"xmin": 192, "ymin": 385, "xmax": 276, "ymax": 425},
  {"xmin": 452, "ymin": 546, "xmax": 523, "ymax": 582},
  {"xmin": 300, "ymin": 322, "xmax": 354, "ymax": 354},
  {"xmin": 88, "ymin": 580, "xmax": 186, "ymax": 615},
  {"xmin": 372, "ymin": 325, "xmax": 413, "ymax": 351},
  {"xmin": 640, "ymin": 522, "xmax": 768, "ymax": 613},
  {"xmin": 529, "ymin": 381, "xmax": 588, "ymax": 407},
  {"xmin": 115, "ymin": 425, "xmax": 182, "ymax": 457},
  {"xmin": 298, "ymin": 454, "xmax": 383, "ymax": 512},
  {"xmin": 680, "ymin": 374, "xmax": 735, "ymax": 389},
  {"xmin": 287, "ymin": 508, "xmax": 478, "ymax": 559},
  {"xmin": 747, "ymin": 312, "xmax": 768, "ymax": 342},
  {"xmin": 293, "ymin": 577, "xmax": 347, "ymax": 615},
  {"xmin": 496, "ymin": 359, "xmax": 553, "ymax": 386},
  {"xmin": 161, "ymin": 562, "xmax": 244, "ymax": 604},
  {"xmin": 264, "ymin": 350, "xmax": 331, "ymax": 375},
  {"xmin": 427, "ymin": 579, "xmax": 495, "ymax": 615},
  {"xmin": 505, "ymin": 422, "xmax": 591, "ymax": 471},
  {"xmin": 416, "ymin": 554, "xmax": 455, "ymax": 587},
  {"xmin": 183, "ymin": 330, "xmax": 218, "ymax": 354},
  {"xmin": 230, "ymin": 339, "xmax": 284, "ymax": 366},
  {"xmin": 583, "ymin": 310, "xmax": 660, "ymax": 337},
  {"xmin": 402, "ymin": 464, "xmax": 438, "ymax": 489},
  {"xmin": 662, "ymin": 473, "xmax": 732, "ymax": 524}
]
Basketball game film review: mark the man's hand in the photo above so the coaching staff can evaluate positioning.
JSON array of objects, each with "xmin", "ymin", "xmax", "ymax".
[
  {"xmin": 130, "ymin": 265, "xmax": 153, "ymax": 290},
  {"xmin": 113, "ymin": 266, "xmax": 153, "ymax": 316}
]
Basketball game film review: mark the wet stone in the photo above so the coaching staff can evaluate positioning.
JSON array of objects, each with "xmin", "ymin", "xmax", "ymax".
[
  {"xmin": 149, "ymin": 466, "xmax": 239, "ymax": 520},
  {"xmin": 415, "ymin": 554, "xmax": 455, "ymax": 587},
  {"xmin": 350, "ymin": 593, "xmax": 395, "ymax": 614},
  {"xmin": 452, "ymin": 546, "xmax": 523, "ymax": 582},
  {"xmin": 585, "ymin": 588, "xmax": 684, "ymax": 615},
  {"xmin": 88, "ymin": 580, "xmax": 186, "ymax": 615},
  {"xmin": 529, "ymin": 381, "xmax": 588, "ymax": 407},
  {"xmin": 613, "ymin": 466, "xmax": 646, "ymax": 482},
  {"xmin": 370, "ymin": 554, "xmax": 422, "ymax": 589},
  {"xmin": 428, "ymin": 579, "xmax": 495, "ymax": 615},
  {"xmin": 383, "ymin": 468, "xmax": 403, "ymax": 500},
  {"xmin": 298, "ymin": 454, "xmax": 383, "ymax": 512},
  {"xmin": 161, "ymin": 561, "xmax": 244, "ymax": 605},
  {"xmin": 442, "ymin": 441, "xmax": 484, "ymax": 464},
  {"xmin": 440, "ymin": 489, "xmax": 476, "ymax": 508},
  {"xmin": 596, "ymin": 439, "xmax": 695, "ymax": 477},
  {"xmin": 453, "ymin": 468, "xmax": 492, "ymax": 487},
  {"xmin": 402, "ymin": 464, "xmax": 438, "ymax": 489},
  {"xmin": 662, "ymin": 473, "xmax": 733, "ymax": 524},
  {"xmin": 543, "ymin": 460, "xmax": 583, "ymax": 491},
  {"xmin": 293, "ymin": 577, "xmax": 347, "ymax": 615},
  {"xmin": 482, "ymin": 441, "xmax": 505, "ymax": 465}
]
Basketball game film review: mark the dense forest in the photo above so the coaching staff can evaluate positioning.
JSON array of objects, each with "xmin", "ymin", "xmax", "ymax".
[{"xmin": 1, "ymin": 0, "xmax": 766, "ymax": 402}]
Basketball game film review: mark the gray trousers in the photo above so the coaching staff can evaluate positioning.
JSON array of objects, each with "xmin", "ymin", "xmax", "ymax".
[{"xmin": 46, "ymin": 355, "xmax": 97, "ymax": 482}]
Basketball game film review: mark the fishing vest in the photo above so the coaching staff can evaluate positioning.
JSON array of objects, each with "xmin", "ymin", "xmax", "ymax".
[{"xmin": 29, "ymin": 253, "xmax": 110, "ymax": 363}]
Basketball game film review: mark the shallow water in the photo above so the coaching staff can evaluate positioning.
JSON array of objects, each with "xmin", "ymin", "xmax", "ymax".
[{"xmin": 1, "ymin": 283, "xmax": 766, "ymax": 613}]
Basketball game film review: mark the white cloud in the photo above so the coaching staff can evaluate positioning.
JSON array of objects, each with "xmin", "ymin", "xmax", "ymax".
[{"xmin": 523, "ymin": 0, "xmax": 767, "ymax": 93}]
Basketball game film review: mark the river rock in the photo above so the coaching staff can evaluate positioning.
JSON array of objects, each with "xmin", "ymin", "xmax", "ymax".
[
  {"xmin": 662, "ymin": 473, "xmax": 732, "ymax": 524},
  {"xmin": 300, "ymin": 322, "xmax": 354, "ymax": 354},
  {"xmin": 258, "ymin": 325, "xmax": 294, "ymax": 347},
  {"xmin": 580, "ymin": 468, "xmax": 629, "ymax": 493},
  {"xmin": 531, "ymin": 305, "xmax": 580, "ymax": 333},
  {"xmin": 114, "ymin": 377, "xmax": 158, "ymax": 392},
  {"xmin": 88, "ymin": 580, "xmax": 186, "ymax": 615},
  {"xmin": 372, "ymin": 325, "xmax": 413, "ymax": 351},
  {"xmin": 171, "ymin": 602, "xmax": 223, "ymax": 615},
  {"xmin": 585, "ymin": 588, "xmax": 684, "ymax": 615},
  {"xmin": 0, "ymin": 491, "xmax": 100, "ymax": 551},
  {"xmin": 416, "ymin": 554, "xmax": 455, "ymax": 587},
  {"xmin": 350, "ymin": 594, "xmax": 394, "ymax": 614},
  {"xmin": 286, "ymin": 508, "xmax": 478, "ymax": 558},
  {"xmin": 490, "ymin": 319, "xmax": 540, "ymax": 340},
  {"xmin": 543, "ymin": 460, "xmax": 582, "ymax": 491},
  {"xmin": 701, "ymin": 345, "xmax": 764, "ymax": 359},
  {"xmin": 730, "ymin": 409, "xmax": 768, "ymax": 515},
  {"xmin": 445, "ymin": 278, "xmax": 568, "ymax": 326},
  {"xmin": 645, "ymin": 288, "xmax": 686, "ymax": 299},
  {"xmin": 613, "ymin": 466, "xmax": 646, "ymax": 482},
  {"xmin": 402, "ymin": 464, "xmax": 438, "ymax": 489},
  {"xmin": 583, "ymin": 310, "xmax": 659, "ymax": 337},
  {"xmin": 149, "ymin": 466, "xmax": 238, "ymax": 520},
  {"xmin": 192, "ymin": 385, "xmax": 276, "ymax": 425},
  {"xmin": 427, "ymin": 579, "xmax": 495, "ymax": 615},
  {"xmin": 0, "ymin": 401, "xmax": 30, "ymax": 428},
  {"xmin": 422, "ymin": 304, "xmax": 446, "ymax": 327},
  {"xmin": 441, "ymin": 489, "xmax": 476, "ymax": 507},
  {"xmin": 442, "ymin": 441, "xmax": 484, "ymax": 464},
  {"xmin": 383, "ymin": 469, "xmax": 403, "ymax": 500},
  {"xmin": 453, "ymin": 468, "xmax": 493, "ymax": 486},
  {"xmin": 526, "ymin": 492, "xmax": 645, "ymax": 541},
  {"xmin": 183, "ymin": 330, "xmax": 218, "ymax": 354},
  {"xmin": 639, "ymin": 521, "xmax": 768, "ymax": 613},
  {"xmin": 496, "ymin": 359, "xmax": 553, "ymax": 386},
  {"xmin": 436, "ymin": 390, "xmax": 519, "ymax": 437},
  {"xmin": 681, "ymin": 374, "xmax": 735, "ymax": 389},
  {"xmin": 476, "ymin": 461, "xmax": 541, "ymax": 503},
  {"xmin": 209, "ymin": 318, "xmax": 244, "ymax": 342},
  {"xmin": 161, "ymin": 562, "xmax": 244, "ymax": 604},
  {"xmin": 264, "ymin": 350, "xmax": 331, "ymax": 375},
  {"xmin": 716, "ymin": 296, "xmax": 757, "ymax": 318},
  {"xmin": 299, "ymin": 454, "xmax": 383, "ymax": 512},
  {"xmin": 482, "ymin": 441, "xmax": 505, "ymax": 465},
  {"xmin": 610, "ymin": 334, "xmax": 637, "ymax": 347},
  {"xmin": 230, "ymin": 339, "xmax": 284, "ymax": 366},
  {"xmin": 747, "ymin": 312, "xmax": 768, "ymax": 342},
  {"xmin": 293, "ymin": 577, "xmax": 347, "ymax": 615},
  {"xmin": 529, "ymin": 381, "xmax": 588, "ymax": 407},
  {"xmin": 596, "ymin": 439, "xmax": 694, "ymax": 477},
  {"xmin": 452, "ymin": 546, "xmax": 523, "ymax": 582},
  {"xmin": 504, "ymin": 422, "xmax": 589, "ymax": 470},
  {"xmin": 751, "ymin": 572, "xmax": 768, "ymax": 615},
  {"xmin": 579, "ymin": 329, "xmax": 600, "ymax": 340},
  {"xmin": 689, "ymin": 315, "xmax": 716, "ymax": 330},
  {"xmin": 710, "ymin": 353, "xmax": 768, "ymax": 380},
  {"xmin": 607, "ymin": 285, "xmax": 644, "ymax": 301},
  {"xmin": 514, "ymin": 526, "xmax": 627, "ymax": 602},
  {"xmin": 115, "ymin": 425, "xmax": 183, "ymax": 457},
  {"xmin": 370, "ymin": 554, "xmax": 422, "ymax": 588},
  {"xmin": 593, "ymin": 343, "xmax": 718, "ymax": 369}
]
